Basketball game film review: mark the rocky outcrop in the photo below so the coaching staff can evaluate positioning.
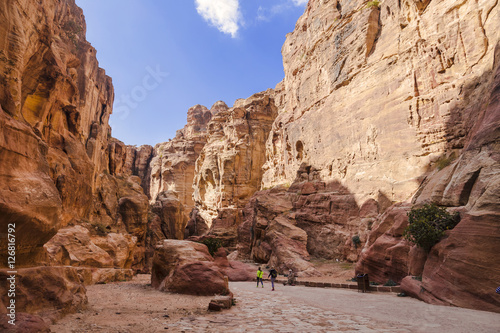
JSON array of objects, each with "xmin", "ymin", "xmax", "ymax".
[
  {"xmin": 90, "ymin": 174, "xmax": 149, "ymax": 271},
  {"xmin": 44, "ymin": 225, "xmax": 137, "ymax": 269},
  {"xmin": 151, "ymin": 240, "xmax": 229, "ymax": 295},
  {"xmin": 0, "ymin": 0, "xmax": 150, "ymax": 321},
  {"xmin": 148, "ymin": 104, "xmax": 218, "ymax": 226},
  {"xmin": 0, "ymin": 267, "xmax": 87, "ymax": 322},
  {"xmin": 356, "ymin": 40, "xmax": 500, "ymax": 312},
  {"xmin": 247, "ymin": 0, "xmax": 500, "ymax": 312},
  {"xmin": 190, "ymin": 91, "xmax": 278, "ymax": 243},
  {"xmin": 239, "ymin": 173, "xmax": 379, "ymax": 276},
  {"xmin": 108, "ymin": 138, "xmax": 154, "ymax": 191},
  {"xmin": 0, "ymin": 0, "xmax": 114, "ymax": 266}
]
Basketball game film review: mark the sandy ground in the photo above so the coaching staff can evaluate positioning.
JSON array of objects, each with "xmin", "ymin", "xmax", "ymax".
[
  {"xmin": 50, "ymin": 273, "xmax": 500, "ymax": 333},
  {"xmin": 50, "ymin": 274, "xmax": 213, "ymax": 332}
]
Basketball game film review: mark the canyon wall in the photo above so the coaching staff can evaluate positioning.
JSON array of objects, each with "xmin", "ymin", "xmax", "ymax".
[
  {"xmin": 1, "ymin": 0, "xmax": 499, "ymax": 321},
  {"xmin": 190, "ymin": 91, "xmax": 278, "ymax": 244},
  {"xmin": 264, "ymin": 0, "xmax": 498, "ymax": 205},
  {"xmin": 240, "ymin": 0, "xmax": 499, "ymax": 312},
  {"xmin": 148, "ymin": 103, "xmax": 221, "ymax": 239},
  {"xmin": 0, "ymin": 0, "xmax": 150, "ymax": 321}
]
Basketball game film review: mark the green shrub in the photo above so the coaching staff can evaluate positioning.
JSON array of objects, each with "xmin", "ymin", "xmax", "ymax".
[
  {"xmin": 365, "ymin": 1, "xmax": 381, "ymax": 8},
  {"xmin": 352, "ymin": 235, "xmax": 361, "ymax": 248},
  {"xmin": 435, "ymin": 153, "xmax": 456, "ymax": 170},
  {"xmin": 199, "ymin": 238, "xmax": 223, "ymax": 256},
  {"xmin": 92, "ymin": 222, "xmax": 110, "ymax": 236},
  {"xmin": 384, "ymin": 279, "xmax": 398, "ymax": 286},
  {"xmin": 403, "ymin": 204, "xmax": 460, "ymax": 252}
]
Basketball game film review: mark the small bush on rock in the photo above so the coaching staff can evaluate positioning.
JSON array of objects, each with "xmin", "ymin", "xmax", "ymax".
[
  {"xmin": 352, "ymin": 235, "xmax": 361, "ymax": 249},
  {"xmin": 384, "ymin": 279, "xmax": 398, "ymax": 286},
  {"xmin": 365, "ymin": 1, "xmax": 380, "ymax": 8},
  {"xmin": 403, "ymin": 203, "xmax": 460, "ymax": 252},
  {"xmin": 199, "ymin": 238, "xmax": 224, "ymax": 256}
]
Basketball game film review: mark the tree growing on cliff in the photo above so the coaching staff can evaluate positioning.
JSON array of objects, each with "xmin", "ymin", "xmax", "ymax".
[{"xmin": 403, "ymin": 204, "xmax": 460, "ymax": 252}]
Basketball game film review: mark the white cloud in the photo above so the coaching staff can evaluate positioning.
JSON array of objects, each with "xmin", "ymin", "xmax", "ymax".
[
  {"xmin": 195, "ymin": 0, "xmax": 242, "ymax": 38},
  {"xmin": 291, "ymin": 0, "xmax": 308, "ymax": 6}
]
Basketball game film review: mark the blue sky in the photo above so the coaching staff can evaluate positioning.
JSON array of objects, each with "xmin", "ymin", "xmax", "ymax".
[{"xmin": 75, "ymin": 0, "xmax": 307, "ymax": 146}]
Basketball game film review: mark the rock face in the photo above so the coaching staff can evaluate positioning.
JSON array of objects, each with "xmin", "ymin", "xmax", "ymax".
[
  {"xmin": 0, "ymin": 0, "xmax": 149, "ymax": 321},
  {"xmin": 263, "ymin": 0, "xmax": 499, "ymax": 207},
  {"xmin": 190, "ymin": 91, "xmax": 278, "ymax": 243},
  {"xmin": 148, "ymin": 104, "xmax": 218, "ymax": 236},
  {"xmin": 357, "ymin": 41, "xmax": 500, "ymax": 312},
  {"xmin": 0, "ymin": 0, "xmax": 113, "ymax": 266},
  {"xmin": 151, "ymin": 240, "xmax": 229, "ymax": 295},
  {"xmin": 0, "ymin": 267, "xmax": 87, "ymax": 322},
  {"xmin": 239, "ymin": 173, "xmax": 379, "ymax": 276},
  {"xmin": 242, "ymin": 0, "xmax": 499, "ymax": 312}
]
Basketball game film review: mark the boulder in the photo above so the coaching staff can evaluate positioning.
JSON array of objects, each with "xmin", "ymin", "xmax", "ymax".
[
  {"xmin": 151, "ymin": 240, "xmax": 228, "ymax": 295},
  {"xmin": 0, "ymin": 267, "xmax": 87, "ymax": 322},
  {"xmin": 165, "ymin": 261, "xmax": 227, "ymax": 296},
  {"xmin": 44, "ymin": 226, "xmax": 114, "ymax": 268}
]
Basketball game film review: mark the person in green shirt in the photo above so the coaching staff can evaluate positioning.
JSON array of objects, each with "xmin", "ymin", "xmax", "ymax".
[{"xmin": 256, "ymin": 267, "xmax": 264, "ymax": 288}]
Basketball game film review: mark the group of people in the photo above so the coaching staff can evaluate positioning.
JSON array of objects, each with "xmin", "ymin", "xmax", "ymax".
[{"xmin": 256, "ymin": 267, "xmax": 296, "ymax": 291}]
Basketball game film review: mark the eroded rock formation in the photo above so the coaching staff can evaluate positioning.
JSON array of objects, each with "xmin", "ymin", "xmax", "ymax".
[
  {"xmin": 1, "ymin": 0, "xmax": 499, "ymax": 320},
  {"xmin": 0, "ymin": 0, "xmax": 150, "ymax": 322},
  {"xmin": 240, "ymin": 0, "xmax": 499, "ymax": 311},
  {"xmin": 190, "ymin": 91, "xmax": 278, "ymax": 244},
  {"xmin": 263, "ymin": 0, "xmax": 499, "ymax": 206},
  {"xmin": 147, "ymin": 103, "xmax": 219, "ymax": 240}
]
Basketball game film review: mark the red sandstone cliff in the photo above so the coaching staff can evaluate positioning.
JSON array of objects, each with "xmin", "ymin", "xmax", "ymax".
[
  {"xmin": 242, "ymin": 0, "xmax": 500, "ymax": 312},
  {"xmin": 0, "ymin": 0, "xmax": 150, "ymax": 323},
  {"xmin": 1, "ymin": 0, "xmax": 499, "ymax": 324}
]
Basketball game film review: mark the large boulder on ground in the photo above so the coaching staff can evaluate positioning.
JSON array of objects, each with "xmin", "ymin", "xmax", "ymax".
[
  {"xmin": 151, "ymin": 240, "xmax": 228, "ymax": 295},
  {"xmin": 166, "ymin": 261, "xmax": 227, "ymax": 296},
  {"xmin": 0, "ymin": 267, "xmax": 87, "ymax": 323}
]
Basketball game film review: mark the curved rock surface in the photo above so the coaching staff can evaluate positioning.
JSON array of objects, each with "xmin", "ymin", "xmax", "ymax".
[{"xmin": 151, "ymin": 240, "xmax": 228, "ymax": 295}]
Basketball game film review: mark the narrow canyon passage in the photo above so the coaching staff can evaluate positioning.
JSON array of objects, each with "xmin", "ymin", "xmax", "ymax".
[{"xmin": 51, "ymin": 275, "xmax": 500, "ymax": 333}]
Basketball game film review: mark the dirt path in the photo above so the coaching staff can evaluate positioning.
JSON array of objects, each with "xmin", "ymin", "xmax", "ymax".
[{"xmin": 51, "ymin": 275, "xmax": 500, "ymax": 333}]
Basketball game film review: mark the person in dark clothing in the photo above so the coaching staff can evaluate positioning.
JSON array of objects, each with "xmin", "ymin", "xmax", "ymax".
[{"xmin": 268, "ymin": 267, "xmax": 278, "ymax": 291}]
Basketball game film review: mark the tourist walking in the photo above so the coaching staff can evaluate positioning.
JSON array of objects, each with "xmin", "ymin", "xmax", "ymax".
[
  {"xmin": 268, "ymin": 267, "xmax": 278, "ymax": 291},
  {"xmin": 256, "ymin": 267, "xmax": 264, "ymax": 288}
]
